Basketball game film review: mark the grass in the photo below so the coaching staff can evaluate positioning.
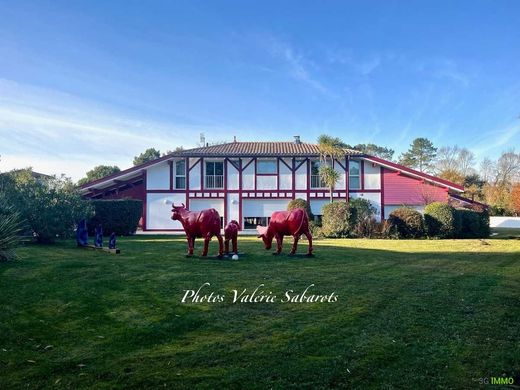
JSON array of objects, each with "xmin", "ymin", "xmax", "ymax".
[
  {"xmin": 1, "ymin": 236, "xmax": 519, "ymax": 389},
  {"xmin": 491, "ymin": 227, "xmax": 520, "ymax": 239}
]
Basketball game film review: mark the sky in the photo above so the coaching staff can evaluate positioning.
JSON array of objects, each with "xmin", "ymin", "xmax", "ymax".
[{"xmin": 0, "ymin": 0, "xmax": 519, "ymax": 181}]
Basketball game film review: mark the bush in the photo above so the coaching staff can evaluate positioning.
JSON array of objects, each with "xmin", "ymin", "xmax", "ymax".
[
  {"xmin": 0, "ymin": 200, "xmax": 24, "ymax": 262},
  {"xmin": 308, "ymin": 220, "xmax": 324, "ymax": 239},
  {"xmin": 424, "ymin": 202, "xmax": 456, "ymax": 238},
  {"xmin": 349, "ymin": 198, "xmax": 378, "ymax": 237},
  {"xmin": 387, "ymin": 207, "xmax": 425, "ymax": 238},
  {"xmin": 321, "ymin": 202, "xmax": 352, "ymax": 238},
  {"xmin": 0, "ymin": 169, "xmax": 93, "ymax": 243},
  {"xmin": 455, "ymin": 208, "xmax": 490, "ymax": 238},
  {"xmin": 287, "ymin": 198, "xmax": 313, "ymax": 220},
  {"xmin": 87, "ymin": 199, "xmax": 143, "ymax": 235}
]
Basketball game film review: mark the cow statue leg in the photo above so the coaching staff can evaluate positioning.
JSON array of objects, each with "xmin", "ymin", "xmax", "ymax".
[
  {"xmin": 216, "ymin": 233, "xmax": 224, "ymax": 258},
  {"xmin": 224, "ymin": 238, "xmax": 230, "ymax": 254},
  {"xmin": 304, "ymin": 231, "xmax": 313, "ymax": 256},
  {"xmin": 289, "ymin": 234, "xmax": 300, "ymax": 255},
  {"xmin": 202, "ymin": 235, "xmax": 211, "ymax": 257},
  {"xmin": 186, "ymin": 235, "xmax": 194, "ymax": 256},
  {"xmin": 273, "ymin": 234, "xmax": 283, "ymax": 255},
  {"xmin": 232, "ymin": 236, "xmax": 238, "ymax": 254}
]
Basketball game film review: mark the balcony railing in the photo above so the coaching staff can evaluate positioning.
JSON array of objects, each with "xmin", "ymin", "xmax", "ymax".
[
  {"xmin": 205, "ymin": 175, "xmax": 224, "ymax": 189},
  {"xmin": 311, "ymin": 175, "xmax": 326, "ymax": 188}
]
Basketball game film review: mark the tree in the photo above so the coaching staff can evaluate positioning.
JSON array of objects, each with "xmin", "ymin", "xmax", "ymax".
[
  {"xmin": 133, "ymin": 148, "xmax": 161, "ymax": 166},
  {"xmin": 512, "ymin": 184, "xmax": 520, "ymax": 216},
  {"xmin": 317, "ymin": 135, "xmax": 345, "ymax": 202},
  {"xmin": 399, "ymin": 138, "xmax": 437, "ymax": 173},
  {"xmin": 162, "ymin": 146, "xmax": 184, "ymax": 156},
  {"xmin": 438, "ymin": 168, "xmax": 465, "ymax": 185},
  {"xmin": 480, "ymin": 150, "xmax": 520, "ymax": 186},
  {"xmin": 78, "ymin": 165, "xmax": 120, "ymax": 185},
  {"xmin": 464, "ymin": 174, "xmax": 486, "ymax": 201},
  {"xmin": 351, "ymin": 143, "xmax": 395, "ymax": 160}
]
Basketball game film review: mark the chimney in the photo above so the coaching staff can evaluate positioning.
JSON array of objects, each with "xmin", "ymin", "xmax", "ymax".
[
  {"xmin": 234, "ymin": 135, "xmax": 237, "ymax": 143},
  {"xmin": 293, "ymin": 135, "xmax": 301, "ymax": 144},
  {"xmin": 200, "ymin": 133, "xmax": 206, "ymax": 146}
]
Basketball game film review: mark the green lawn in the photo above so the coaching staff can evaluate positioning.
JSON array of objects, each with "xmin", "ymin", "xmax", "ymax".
[{"xmin": 1, "ymin": 237, "xmax": 519, "ymax": 389}]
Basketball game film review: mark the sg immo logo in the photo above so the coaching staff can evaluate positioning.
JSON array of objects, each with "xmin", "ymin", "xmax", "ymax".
[{"xmin": 475, "ymin": 376, "xmax": 516, "ymax": 385}]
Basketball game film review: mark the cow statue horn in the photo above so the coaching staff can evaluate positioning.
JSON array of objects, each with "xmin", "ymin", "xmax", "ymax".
[{"xmin": 181, "ymin": 203, "xmax": 185, "ymax": 208}]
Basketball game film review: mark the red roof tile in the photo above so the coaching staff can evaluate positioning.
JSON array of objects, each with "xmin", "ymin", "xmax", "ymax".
[{"xmin": 179, "ymin": 142, "xmax": 362, "ymax": 157}]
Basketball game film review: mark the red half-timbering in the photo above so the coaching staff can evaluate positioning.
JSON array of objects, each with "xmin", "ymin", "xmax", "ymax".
[
  {"xmin": 79, "ymin": 141, "xmax": 476, "ymax": 230},
  {"xmin": 383, "ymin": 168, "xmax": 448, "ymax": 205}
]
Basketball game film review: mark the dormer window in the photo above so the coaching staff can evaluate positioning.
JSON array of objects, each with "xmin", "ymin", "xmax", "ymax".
[{"xmin": 257, "ymin": 159, "xmax": 277, "ymax": 174}]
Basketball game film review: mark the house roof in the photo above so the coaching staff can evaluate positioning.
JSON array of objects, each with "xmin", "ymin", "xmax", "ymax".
[
  {"xmin": 78, "ymin": 141, "xmax": 464, "ymax": 193},
  {"xmin": 178, "ymin": 141, "xmax": 363, "ymax": 157}
]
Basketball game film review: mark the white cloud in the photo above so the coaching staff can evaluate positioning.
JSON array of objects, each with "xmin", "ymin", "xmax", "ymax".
[{"xmin": 0, "ymin": 79, "xmax": 230, "ymax": 180}]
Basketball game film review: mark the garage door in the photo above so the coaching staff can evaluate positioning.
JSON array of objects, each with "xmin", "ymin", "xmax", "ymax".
[
  {"xmin": 189, "ymin": 199, "xmax": 224, "ymax": 215},
  {"xmin": 242, "ymin": 199, "xmax": 290, "ymax": 217}
]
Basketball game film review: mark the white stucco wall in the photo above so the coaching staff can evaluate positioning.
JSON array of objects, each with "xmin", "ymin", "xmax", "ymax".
[
  {"xmin": 257, "ymin": 175, "xmax": 277, "ymax": 190},
  {"xmin": 227, "ymin": 161, "xmax": 239, "ymax": 190},
  {"xmin": 242, "ymin": 158, "xmax": 255, "ymax": 190},
  {"xmin": 146, "ymin": 163, "xmax": 170, "ymax": 190},
  {"xmin": 227, "ymin": 193, "xmax": 240, "ymax": 224},
  {"xmin": 295, "ymin": 161, "xmax": 307, "ymax": 190},
  {"xmin": 189, "ymin": 159, "xmax": 201, "ymax": 190},
  {"xmin": 146, "ymin": 193, "xmax": 185, "ymax": 229}
]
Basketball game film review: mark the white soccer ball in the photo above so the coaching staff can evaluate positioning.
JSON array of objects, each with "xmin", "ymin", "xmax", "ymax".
[{"xmin": 232, "ymin": 254, "xmax": 239, "ymax": 260}]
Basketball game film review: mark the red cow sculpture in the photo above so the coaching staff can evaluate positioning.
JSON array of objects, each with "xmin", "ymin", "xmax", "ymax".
[
  {"xmin": 224, "ymin": 220, "xmax": 239, "ymax": 254},
  {"xmin": 171, "ymin": 203, "xmax": 223, "ymax": 257},
  {"xmin": 256, "ymin": 208, "xmax": 313, "ymax": 256}
]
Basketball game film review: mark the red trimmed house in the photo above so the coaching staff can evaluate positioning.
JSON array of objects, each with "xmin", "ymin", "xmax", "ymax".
[{"xmin": 79, "ymin": 138, "xmax": 471, "ymax": 231}]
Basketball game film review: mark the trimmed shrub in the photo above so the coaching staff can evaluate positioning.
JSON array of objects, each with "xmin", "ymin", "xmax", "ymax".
[
  {"xmin": 424, "ymin": 202, "xmax": 455, "ymax": 238},
  {"xmin": 349, "ymin": 198, "xmax": 378, "ymax": 238},
  {"xmin": 308, "ymin": 221, "xmax": 324, "ymax": 239},
  {"xmin": 0, "ymin": 169, "xmax": 93, "ymax": 243},
  {"xmin": 87, "ymin": 199, "xmax": 143, "ymax": 235},
  {"xmin": 455, "ymin": 208, "xmax": 490, "ymax": 238},
  {"xmin": 321, "ymin": 202, "xmax": 352, "ymax": 238},
  {"xmin": 387, "ymin": 207, "xmax": 425, "ymax": 238},
  {"xmin": 287, "ymin": 198, "xmax": 313, "ymax": 220}
]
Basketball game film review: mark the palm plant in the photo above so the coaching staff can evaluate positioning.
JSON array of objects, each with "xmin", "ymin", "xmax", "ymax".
[
  {"xmin": 317, "ymin": 135, "xmax": 345, "ymax": 203},
  {"xmin": 0, "ymin": 203, "xmax": 23, "ymax": 262}
]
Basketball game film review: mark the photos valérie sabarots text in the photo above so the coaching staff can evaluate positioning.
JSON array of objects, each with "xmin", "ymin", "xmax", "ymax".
[{"xmin": 181, "ymin": 282, "xmax": 338, "ymax": 304}]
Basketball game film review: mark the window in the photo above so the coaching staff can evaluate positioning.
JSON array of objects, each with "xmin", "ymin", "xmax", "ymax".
[
  {"xmin": 175, "ymin": 160, "xmax": 186, "ymax": 189},
  {"xmin": 205, "ymin": 161, "xmax": 224, "ymax": 188},
  {"xmin": 243, "ymin": 217, "xmax": 270, "ymax": 230},
  {"xmin": 349, "ymin": 160, "xmax": 360, "ymax": 189},
  {"xmin": 257, "ymin": 159, "xmax": 277, "ymax": 174},
  {"xmin": 311, "ymin": 160, "xmax": 326, "ymax": 188}
]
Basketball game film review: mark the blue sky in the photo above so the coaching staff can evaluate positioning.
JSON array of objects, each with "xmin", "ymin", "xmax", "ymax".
[{"xmin": 1, "ymin": 0, "xmax": 519, "ymax": 180}]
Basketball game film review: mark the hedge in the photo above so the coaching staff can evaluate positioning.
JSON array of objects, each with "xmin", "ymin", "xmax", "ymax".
[
  {"xmin": 387, "ymin": 207, "xmax": 425, "ymax": 238},
  {"xmin": 287, "ymin": 198, "xmax": 313, "ymax": 220},
  {"xmin": 454, "ymin": 208, "xmax": 490, "ymax": 238},
  {"xmin": 424, "ymin": 202, "xmax": 456, "ymax": 238},
  {"xmin": 321, "ymin": 202, "xmax": 352, "ymax": 238},
  {"xmin": 87, "ymin": 199, "xmax": 143, "ymax": 235}
]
